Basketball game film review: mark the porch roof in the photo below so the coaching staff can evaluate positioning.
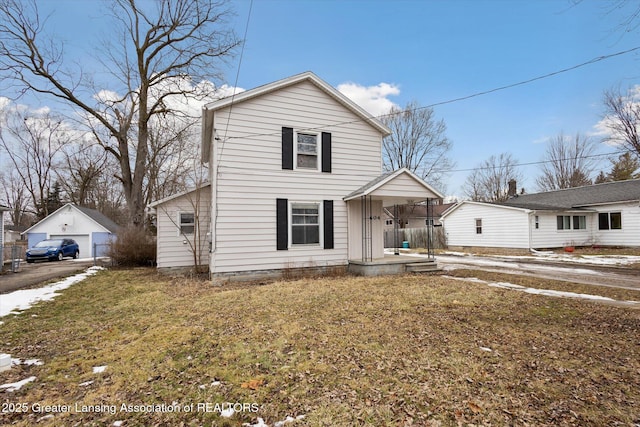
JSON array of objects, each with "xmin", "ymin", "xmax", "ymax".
[{"xmin": 343, "ymin": 168, "xmax": 444, "ymax": 205}]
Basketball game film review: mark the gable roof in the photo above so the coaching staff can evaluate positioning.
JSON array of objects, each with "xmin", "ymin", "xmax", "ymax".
[
  {"xmin": 344, "ymin": 168, "xmax": 444, "ymax": 201},
  {"xmin": 501, "ymin": 179, "xmax": 640, "ymax": 210},
  {"xmin": 23, "ymin": 203, "xmax": 120, "ymax": 234},
  {"xmin": 148, "ymin": 183, "xmax": 211, "ymax": 208},
  {"xmin": 201, "ymin": 71, "xmax": 391, "ymax": 161}
]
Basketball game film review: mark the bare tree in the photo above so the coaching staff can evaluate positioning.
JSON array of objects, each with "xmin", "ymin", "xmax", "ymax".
[
  {"xmin": 0, "ymin": 169, "xmax": 33, "ymax": 226},
  {"xmin": 463, "ymin": 153, "xmax": 523, "ymax": 202},
  {"xmin": 536, "ymin": 132, "xmax": 598, "ymax": 191},
  {"xmin": 0, "ymin": 0, "xmax": 240, "ymax": 226},
  {"xmin": 381, "ymin": 101, "xmax": 454, "ymax": 190},
  {"xmin": 600, "ymin": 87, "xmax": 640, "ymax": 158},
  {"xmin": 0, "ymin": 107, "xmax": 69, "ymax": 219}
]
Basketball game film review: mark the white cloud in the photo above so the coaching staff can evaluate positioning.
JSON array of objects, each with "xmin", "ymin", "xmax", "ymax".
[{"xmin": 337, "ymin": 81, "xmax": 400, "ymax": 117}]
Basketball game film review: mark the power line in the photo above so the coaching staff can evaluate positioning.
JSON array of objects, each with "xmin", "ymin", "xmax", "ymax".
[
  {"xmin": 438, "ymin": 150, "xmax": 627, "ymax": 174},
  {"xmin": 222, "ymin": 45, "xmax": 640, "ymax": 141}
]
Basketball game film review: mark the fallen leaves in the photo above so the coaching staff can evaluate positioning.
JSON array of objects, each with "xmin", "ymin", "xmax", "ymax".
[{"xmin": 241, "ymin": 378, "xmax": 265, "ymax": 390}]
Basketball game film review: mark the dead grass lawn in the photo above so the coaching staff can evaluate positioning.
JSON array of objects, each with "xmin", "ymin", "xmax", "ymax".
[{"xmin": 1, "ymin": 268, "xmax": 639, "ymax": 426}]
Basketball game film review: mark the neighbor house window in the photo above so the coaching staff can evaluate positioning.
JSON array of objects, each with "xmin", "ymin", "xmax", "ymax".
[
  {"xmin": 385, "ymin": 219, "xmax": 393, "ymax": 226},
  {"xmin": 475, "ymin": 219, "xmax": 482, "ymax": 234},
  {"xmin": 572, "ymin": 215, "xmax": 586, "ymax": 230},
  {"xmin": 296, "ymin": 133, "xmax": 318, "ymax": 169},
  {"xmin": 598, "ymin": 212, "xmax": 622, "ymax": 230},
  {"xmin": 179, "ymin": 212, "xmax": 195, "ymax": 235},
  {"xmin": 291, "ymin": 203, "xmax": 319, "ymax": 244},
  {"xmin": 426, "ymin": 219, "xmax": 434, "ymax": 226},
  {"xmin": 535, "ymin": 215, "xmax": 539, "ymax": 229},
  {"xmin": 556, "ymin": 215, "xmax": 571, "ymax": 230}
]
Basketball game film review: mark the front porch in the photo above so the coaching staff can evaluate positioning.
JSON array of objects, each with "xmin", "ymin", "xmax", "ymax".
[
  {"xmin": 344, "ymin": 168, "xmax": 444, "ymax": 277},
  {"xmin": 348, "ymin": 254, "xmax": 439, "ymax": 276}
]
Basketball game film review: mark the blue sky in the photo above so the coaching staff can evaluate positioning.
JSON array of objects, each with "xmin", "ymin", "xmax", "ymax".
[{"xmin": 13, "ymin": 0, "xmax": 640, "ymax": 197}]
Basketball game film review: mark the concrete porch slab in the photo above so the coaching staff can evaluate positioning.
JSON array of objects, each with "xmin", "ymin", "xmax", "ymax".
[{"xmin": 348, "ymin": 255, "xmax": 439, "ymax": 276}]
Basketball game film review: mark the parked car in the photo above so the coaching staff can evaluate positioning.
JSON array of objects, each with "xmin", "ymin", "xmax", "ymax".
[{"xmin": 26, "ymin": 239, "xmax": 80, "ymax": 263}]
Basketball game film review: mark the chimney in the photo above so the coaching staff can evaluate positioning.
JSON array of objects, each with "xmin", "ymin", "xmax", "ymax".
[{"xmin": 508, "ymin": 179, "xmax": 517, "ymax": 197}]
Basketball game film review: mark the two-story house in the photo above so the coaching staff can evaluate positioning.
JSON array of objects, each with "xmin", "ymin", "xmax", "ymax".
[{"xmin": 151, "ymin": 72, "xmax": 443, "ymax": 280}]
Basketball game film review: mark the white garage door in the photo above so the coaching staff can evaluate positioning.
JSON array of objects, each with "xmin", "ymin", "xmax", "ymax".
[{"xmin": 50, "ymin": 234, "xmax": 90, "ymax": 259}]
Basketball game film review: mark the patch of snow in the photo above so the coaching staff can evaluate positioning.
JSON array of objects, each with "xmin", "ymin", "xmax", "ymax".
[
  {"xmin": 93, "ymin": 365, "xmax": 107, "ymax": 374},
  {"xmin": 0, "ymin": 266, "xmax": 104, "ymax": 318},
  {"xmin": 220, "ymin": 407, "xmax": 235, "ymax": 418},
  {"xmin": 1, "ymin": 376, "xmax": 36, "ymax": 392},
  {"xmin": 79, "ymin": 380, "xmax": 94, "ymax": 387},
  {"xmin": 243, "ymin": 415, "xmax": 305, "ymax": 427},
  {"xmin": 443, "ymin": 275, "xmax": 640, "ymax": 305},
  {"xmin": 211, "ymin": 380, "xmax": 221, "ymax": 386},
  {"xmin": 479, "ymin": 347, "xmax": 492, "ymax": 352},
  {"xmin": 244, "ymin": 418, "xmax": 269, "ymax": 427},
  {"xmin": 441, "ymin": 251, "xmax": 469, "ymax": 257},
  {"xmin": 113, "ymin": 421, "xmax": 124, "ymax": 427},
  {"xmin": 12, "ymin": 358, "xmax": 43, "ymax": 366}
]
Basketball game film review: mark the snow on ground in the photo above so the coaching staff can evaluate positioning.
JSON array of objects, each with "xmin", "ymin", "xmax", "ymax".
[
  {"xmin": 442, "ymin": 250, "xmax": 640, "ymax": 266},
  {"xmin": 443, "ymin": 275, "xmax": 640, "ymax": 305},
  {"xmin": 0, "ymin": 376, "xmax": 36, "ymax": 392},
  {"xmin": 92, "ymin": 365, "xmax": 107, "ymax": 374},
  {"xmin": 0, "ymin": 266, "xmax": 104, "ymax": 318},
  {"xmin": 243, "ymin": 415, "xmax": 306, "ymax": 427},
  {"xmin": 12, "ymin": 358, "xmax": 43, "ymax": 366}
]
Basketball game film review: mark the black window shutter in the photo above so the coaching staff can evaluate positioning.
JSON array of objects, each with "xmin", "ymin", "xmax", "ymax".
[
  {"xmin": 282, "ymin": 127, "xmax": 293, "ymax": 170},
  {"xmin": 276, "ymin": 198, "xmax": 288, "ymax": 250},
  {"xmin": 323, "ymin": 200, "xmax": 334, "ymax": 249},
  {"xmin": 321, "ymin": 132, "xmax": 332, "ymax": 173}
]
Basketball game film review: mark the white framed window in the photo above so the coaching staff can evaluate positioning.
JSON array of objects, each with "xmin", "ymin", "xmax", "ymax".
[
  {"xmin": 296, "ymin": 132, "xmax": 318, "ymax": 170},
  {"xmin": 572, "ymin": 215, "xmax": 586, "ymax": 230},
  {"xmin": 534, "ymin": 215, "xmax": 539, "ymax": 229},
  {"xmin": 385, "ymin": 219, "xmax": 393, "ymax": 226},
  {"xmin": 556, "ymin": 215, "xmax": 571, "ymax": 230},
  {"xmin": 475, "ymin": 218, "xmax": 482, "ymax": 234},
  {"xmin": 179, "ymin": 212, "xmax": 195, "ymax": 235},
  {"xmin": 291, "ymin": 203, "xmax": 320, "ymax": 245},
  {"xmin": 599, "ymin": 212, "xmax": 622, "ymax": 230},
  {"xmin": 426, "ymin": 219, "xmax": 435, "ymax": 226}
]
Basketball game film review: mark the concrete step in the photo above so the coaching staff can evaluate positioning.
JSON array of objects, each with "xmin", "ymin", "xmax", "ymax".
[{"xmin": 406, "ymin": 262, "xmax": 441, "ymax": 273}]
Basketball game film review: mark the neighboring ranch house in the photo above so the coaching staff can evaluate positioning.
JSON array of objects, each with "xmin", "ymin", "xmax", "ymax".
[
  {"xmin": 152, "ymin": 72, "xmax": 443, "ymax": 279},
  {"xmin": 383, "ymin": 202, "xmax": 455, "ymax": 230},
  {"xmin": 440, "ymin": 179, "xmax": 640, "ymax": 249},
  {"xmin": 23, "ymin": 204, "xmax": 119, "ymax": 258}
]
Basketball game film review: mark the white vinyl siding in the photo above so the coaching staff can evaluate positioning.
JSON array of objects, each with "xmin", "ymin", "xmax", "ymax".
[
  {"xmin": 210, "ymin": 80, "xmax": 384, "ymax": 273},
  {"xmin": 593, "ymin": 203, "xmax": 639, "ymax": 246},
  {"xmin": 442, "ymin": 202, "xmax": 530, "ymax": 249},
  {"xmin": 156, "ymin": 187, "xmax": 211, "ymax": 269}
]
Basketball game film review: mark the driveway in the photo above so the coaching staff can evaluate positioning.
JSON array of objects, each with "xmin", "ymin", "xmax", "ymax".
[
  {"xmin": 435, "ymin": 253, "xmax": 640, "ymax": 292},
  {"xmin": 0, "ymin": 259, "xmax": 96, "ymax": 294}
]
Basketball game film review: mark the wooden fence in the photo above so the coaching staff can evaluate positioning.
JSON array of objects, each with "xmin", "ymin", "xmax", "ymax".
[{"xmin": 384, "ymin": 227, "xmax": 446, "ymax": 249}]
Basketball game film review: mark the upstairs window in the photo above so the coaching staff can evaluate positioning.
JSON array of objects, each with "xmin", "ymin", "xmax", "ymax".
[
  {"xmin": 296, "ymin": 133, "xmax": 318, "ymax": 169},
  {"xmin": 599, "ymin": 212, "xmax": 622, "ymax": 230},
  {"xmin": 179, "ymin": 212, "xmax": 195, "ymax": 235}
]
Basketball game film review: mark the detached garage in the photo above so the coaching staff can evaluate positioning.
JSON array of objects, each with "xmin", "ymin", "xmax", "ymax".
[{"xmin": 23, "ymin": 204, "xmax": 119, "ymax": 258}]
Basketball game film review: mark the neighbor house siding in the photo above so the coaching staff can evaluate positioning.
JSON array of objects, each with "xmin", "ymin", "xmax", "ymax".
[
  {"xmin": 529, "ymin": 211, "xmax": 596, "ymax": 249},
  {"xmin": 591, "ymin": 202, "xmax": 640, "ymax": 247},
  {"xmin": 210, "ymin": 80, "xmax": 384, "ymax": 274},
  {"xmin": 443, "ymin": 202, "xmax": 531, "ymax": 248},
  {"xmin": 156, "ymin": 187, "xmax": 211, "ymax": 269}
]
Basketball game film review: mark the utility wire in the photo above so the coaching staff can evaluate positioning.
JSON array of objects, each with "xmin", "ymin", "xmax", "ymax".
[{"xmin": 222, "ymin": 45, "xmax": 640, "ymax": 141}]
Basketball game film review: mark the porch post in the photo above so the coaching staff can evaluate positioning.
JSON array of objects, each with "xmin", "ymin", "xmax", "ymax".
[{"xmin": 393, "ymin": 204, "xmax": 399, "ymax": 256}]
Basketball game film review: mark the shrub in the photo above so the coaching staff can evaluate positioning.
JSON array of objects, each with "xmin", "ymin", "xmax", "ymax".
[{"xmin": 108, "ymin": 226, "xmax": 156, "ymax": 266}]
